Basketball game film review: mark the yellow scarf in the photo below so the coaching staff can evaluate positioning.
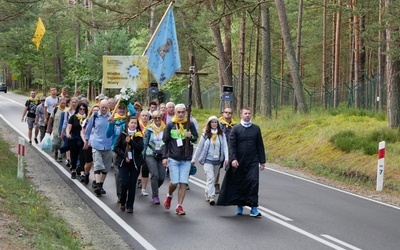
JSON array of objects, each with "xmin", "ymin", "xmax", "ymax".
[
  {"xmin": 29, "ymin": 97, "xmax": 38, "ymax": 103},
  {"xmin": 219, "ymin": 117, "xmax": 236, "ymax": 128},
  {"xmin": 139, "ymin": 121, "xmax": 149, "ymax": 134},
  {"xmin": 57, "ymin": 105, "xmax": 67, "ymax": 112},
  {"xmin": 129, "ymin": 131, "xmax": 143, "ymax": 140},
  {"xmin": 150, "ymin": 121, "xmax": 166, "ymax": 135},
  {"xmin": 113, "ymin": 112, "xmax": 126, "ymax": 122},
  {"xmin": 211, "ymin": 133, "xmax": 218, "ymax": 143},
  {"xmin": 172, "ymin": 116, "xmax": 187, "ymax": 136},
  {"xmin": 75, "ymin": 113, "xmax": 87, "ymax": 124}
]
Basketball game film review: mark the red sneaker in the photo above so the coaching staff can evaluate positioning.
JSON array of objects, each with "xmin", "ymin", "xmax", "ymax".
[
  {"xmin": 175, "ymin": 205, "xmax": 186, "ymax": 215},
  {"xmin": 164, "ymin": 195, "xmax": 172, "ymax": 210}
]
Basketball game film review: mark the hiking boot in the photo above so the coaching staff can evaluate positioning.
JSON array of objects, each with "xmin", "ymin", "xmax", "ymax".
[
  {"xmin": 164, "ymin": 195, "xmax": 172, "ymax": 210},
  {"xmin": 250, "ymin": 207, "xmax": 261, "ymax": 217},
  {"xmin": 71, "ymin": 172, "xmax": 76, "ymax": 179},
  {"xmin": 236, "ymin": 205, "xmax": 243, "ymax": 215},
  {"xmin": 152, "ymin": 196, "xmax": 160, "ymax": 205},
  {"xmin": 84, "ymin": 174, "xmax": 89, "ymax": 185},
  {"xmin": 141, "ymin": 189, "xmax": 149, "ymax": 196},
  {"xmin": 175, "ymin": 205, "xmax": 186, "ymax": 215}
]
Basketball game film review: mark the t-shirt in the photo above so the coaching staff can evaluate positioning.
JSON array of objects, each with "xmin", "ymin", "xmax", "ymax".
[
  {"xmin": 25, "ymin": 99, "xmax": 39, "ymax": 118},
  {"xmin": 44, "ymin": 96, "xmax": 59, "ymax": 115}
]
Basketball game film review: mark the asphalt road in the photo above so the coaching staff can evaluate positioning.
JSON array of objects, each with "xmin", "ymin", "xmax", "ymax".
[{"xmin": 1, "ymin": 91, "xmax": 399, "ymax": 250}]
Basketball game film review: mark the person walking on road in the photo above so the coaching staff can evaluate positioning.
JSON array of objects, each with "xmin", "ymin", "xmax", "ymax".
[
  {"xmin": 21, "ymin": 90, "xmax": 40, "ymax": 144},
  {"xmin": 217, "ymin": 107, "xmax": 266, "ymax": 217},
  {"xmin": 143, "ymin": 110, "xmax": 166, "ymax": 205},
  {"xmin": 113, "ymin": 116, "xmax": 144, "ymax": 213},
  {"xmin": 162, "ymin": 104, "xmax": 198, "ymax": 215},
  {"xmin": 84, "ymin": 99, "xmax": 113, "ymax": 196},
  {"xmin": 35, "ymin": 96, "xmax": 47, "ymax": 142},
  {"xmin": 191, "ymin": 116, "xmax": 229, "ymax": 205}
]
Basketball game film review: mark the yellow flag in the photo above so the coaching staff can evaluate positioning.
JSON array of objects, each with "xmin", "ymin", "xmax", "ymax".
[{"xmin": 32, "ymin": 17, "xmax": 46, "ymax": 51}]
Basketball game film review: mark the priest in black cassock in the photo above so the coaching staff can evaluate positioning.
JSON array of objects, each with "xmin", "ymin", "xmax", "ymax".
[{"xmin": 217, "ymin": 107, "xmax": 266, "ymax": 217}]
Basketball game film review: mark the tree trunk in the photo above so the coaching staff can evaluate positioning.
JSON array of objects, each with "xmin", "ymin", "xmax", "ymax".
[
  {"xmin": 260, "ymin": 2, "xmax": 272, "ymax": 117},
  {"xmin": 252, "ymin": 4, "xmax": 261, "ymax": 115},
  {"xmin": 274, "ymin": 0, "xmax": 308, "ymax": 114},
  {"xmin": 223, "ymin": 13, "xmax": 233, "ymax": 87},
  {"xmin": 378, "ymin": 0, "xmax": 384, "ymax": 112},
  {"xmin": 353, "ymin": 0, "xmax": 360, "ymax": 108},
  {"xmin": 322, "ymin": 0, "xmax": 328, "ymax": 108},
  {"xmin": 386, "ymin": 0, "xmax": 400, "ymax": 128},
  {"xmin": 333, "ymin": 0, "xmax": 341, "ymax": 108},
  {"xmin": 237, "ymin": 9, "xmax": 246, "ymax": 113}
]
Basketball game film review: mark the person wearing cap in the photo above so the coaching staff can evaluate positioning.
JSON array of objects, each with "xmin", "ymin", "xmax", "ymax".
[
  {"xmin": 191, "ymin": 116, "xmax": 229, "ymax": 205},
  {"xmin": 162, "ymin": 104, "xmax": 198, "ymax": 215},
  {"xmin": 217, "ymin": 107, "xmax": 266, "ymax": 217}
]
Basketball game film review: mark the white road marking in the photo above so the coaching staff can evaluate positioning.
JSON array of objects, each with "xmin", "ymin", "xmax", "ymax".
[
  {"xmin": 321, "ymin": 234, "xmax": 363, "ymax": 250},
  {"xmin": 0, "ymin": 115, "xmax": 157, "ymax": 250}
]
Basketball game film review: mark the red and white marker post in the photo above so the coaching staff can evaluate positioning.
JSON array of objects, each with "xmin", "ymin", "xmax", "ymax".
[
  {"xmin": 17, "ymin": 137, "xmax": 25, "ymax": 179},
  {"xmin": 376, "ymin": 141, "xmax": 385, "ymax": 191}
]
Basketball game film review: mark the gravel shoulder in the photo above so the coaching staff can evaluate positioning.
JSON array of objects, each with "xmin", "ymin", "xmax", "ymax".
[{"xmin": 0, "ymin": 119, "xmax": 131, "ymax": 249}]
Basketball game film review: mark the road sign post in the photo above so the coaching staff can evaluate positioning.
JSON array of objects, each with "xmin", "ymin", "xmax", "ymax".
[
  {"xmin": 376, "ymin": 141, "xmax": 385, "ymax": 191},
  {"xmin": 17, "ymin": 137, "xmax": 25, "ymax": 179}
]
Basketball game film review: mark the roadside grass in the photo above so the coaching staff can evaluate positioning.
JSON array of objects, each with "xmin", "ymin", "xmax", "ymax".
[
  {"xmin": 0, "ymin": 139, "xmax": 82, "ymax": 249},
  {"xmin": 191, "ymin": 106, "xmax": 400, "ymax": 194}
]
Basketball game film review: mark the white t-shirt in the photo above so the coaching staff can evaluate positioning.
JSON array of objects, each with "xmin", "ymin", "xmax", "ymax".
[{"xmin": 44, "ymin": 96, "xmax": 59, "ymax": 114}]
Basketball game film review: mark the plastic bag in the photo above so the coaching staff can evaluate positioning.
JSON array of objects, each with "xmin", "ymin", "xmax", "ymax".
[{"xmin": 40, "ymin": 133, "xmax": 53, "ymax": 151}]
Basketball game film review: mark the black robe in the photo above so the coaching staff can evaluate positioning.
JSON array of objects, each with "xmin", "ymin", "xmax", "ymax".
[{"xmin": 217, "ymin": 123, "xmax": 266, "ymax": 207}]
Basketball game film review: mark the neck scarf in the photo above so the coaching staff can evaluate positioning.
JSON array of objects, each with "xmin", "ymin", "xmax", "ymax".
[
  {"xmin": 172, "ymin": 116, "xmax": 188, "ymax": 136},
  {"xmin": 75, "ymin": 113, "xmax": 86, "ymax": 125},
  {"xmin": 57, "ymin": 105, "xmax": 67, "ymax": 112},
  {"xmin": 241, "ymin": 120, "xmax": 252, "ymax": 128},
  {"xmin": 128, "ymin": 129, "xmax": 143, "ymax": 140},
  {"xmin": 211, "ymin": 129, "xmax": 218, "ymax": 143},
  {"xmin": 29, "ymin": 97, "xmax": 38, "ymax": 103},
  {"xmin": 219, "ymin": 117, "xmax": 236, "ymax": 128},
  {"xmin": 150, "ymin": 121, "xmax": 166, "ymax": 135},
  {"xmin": 113, "ymin": 112, "xmax": 126, "ymax": 122}
]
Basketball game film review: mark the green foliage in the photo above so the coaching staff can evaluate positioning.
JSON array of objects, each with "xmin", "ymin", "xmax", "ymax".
[
  {"xmin": 329, "ymin": 128, "xmax": 400, "ymax": 155},
  {"xmin": 0, "ymin": 138, "xmax": 82, "ymax": 248},
  {"xmin": 161, "ymin": 76, "xmax": 187, "ymax": 104}
]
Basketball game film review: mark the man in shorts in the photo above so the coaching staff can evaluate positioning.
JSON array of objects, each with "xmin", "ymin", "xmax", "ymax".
[{"xmin": 21, "ymin": 90, "xmax": 40, "ymax": 144}]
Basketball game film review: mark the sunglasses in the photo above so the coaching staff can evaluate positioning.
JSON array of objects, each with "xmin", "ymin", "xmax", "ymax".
[{"xmin": 40, "ymin": 100, "xmax": 45, "ymax": 102}]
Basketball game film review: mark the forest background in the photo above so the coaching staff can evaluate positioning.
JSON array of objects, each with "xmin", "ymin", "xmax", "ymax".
[{"xmin": 1, "ymin": 0, "xmax": 400, "ymax": 193}]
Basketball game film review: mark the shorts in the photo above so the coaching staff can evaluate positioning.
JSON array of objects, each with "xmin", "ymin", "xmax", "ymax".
[
  {"xmin": 27, "ymin": 117, "xmax": 35, "ymax": 129},
  {"xmin": 92, "ymin": 149, "xmax": 112, "ymax": 173},
  {"xmin": 168, "ymin": 158, "xmax": 190, "ymax": 184},
  {"xmin": 83, "ymin": 147, "xmax": 93, "ymax": 163}
]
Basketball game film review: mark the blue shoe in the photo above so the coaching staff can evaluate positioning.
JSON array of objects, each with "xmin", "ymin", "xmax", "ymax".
[
  {"xmin": 250, "ymin": 207, "xmax": 261, "ymax": 217},
  {"xmin": 236, "ymin": 205, "xmax": 243, "ymax": 215}
]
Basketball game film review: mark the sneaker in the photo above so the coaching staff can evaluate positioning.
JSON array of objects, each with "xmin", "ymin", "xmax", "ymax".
[
  {"xmin": 101, "ymin": 188, "xmax": 106, "ymax": 194},
  {"xmin": 205, "ymin": 196, "xmax": 210, "ymax": 202},
  {"xmin": 250, "ymin": 207, "xmax": 261, "ymax": 217},
  {"xmin": 29, "ymin": 140, "xmax": 32, "ymax": 144},
  {"xmin": 79, "ymin": 175, "xmax": 85, "ymax": 183},
  {"xmin": 236, "ymin": 205, "xmax": 243, "ymax": 215},
  {"xmin": 126, "ymin": 208, "xmax": 133, "ymax": 213},
  {"xmin": 164, "ymin": 195, "xmax": 172, "ymax": 209},
  {"xmin": 141, "ymin": 189, "xmax": 149, "ymax": 196},
  {"xmin": 186, "ymin": 184, "xmax": 190, "ymax": 190},
  {"xmin": 137, "ymin": 179, "xmax": 142, "ymax": 189},
  {"xmin": 209, "ymin": 197, "xmax": 215, "ymax": 205},
  {"xmin": 66, "ymin": 159, "xmax": 71, "ymax": 168},
  {"xmin": 152, "ymin": 196, "xmax": 160, "ymax": 205},
  {"xmin": 34, "ymin": 138, "xmax": 39, "ymax": 144},
  {"xmin": 92, "ymin": 180, "xmax": 97, "ymax": 189},
  {"xmin": 120, "ymin": 205, "xmax": 125, "ymax": 211},
  {"xmin": 71, "ymin": 172, "xmax": 76, "ymax": 179},
  {"xmin": 215, "ymin": 184, "xmax": 220, "ymax": 194},
  {"xmin": 175, "ymin": 205, "xmax": 186, "ymax": 215}
]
